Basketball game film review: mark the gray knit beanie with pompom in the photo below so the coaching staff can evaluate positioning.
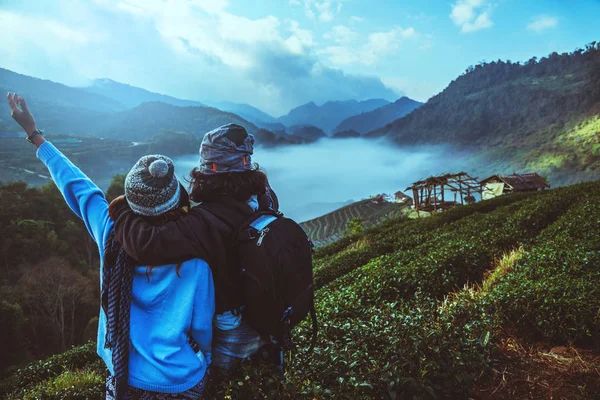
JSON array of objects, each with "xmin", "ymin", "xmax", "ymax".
[{"xmin": 125, "ymin": 155, "xmax": 181, "ymax": 216}]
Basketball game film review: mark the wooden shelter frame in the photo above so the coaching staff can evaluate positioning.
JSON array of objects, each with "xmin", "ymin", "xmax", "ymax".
[{"xmin": 406, "ymin": 172, "xmax": 484, "ymax": 215}]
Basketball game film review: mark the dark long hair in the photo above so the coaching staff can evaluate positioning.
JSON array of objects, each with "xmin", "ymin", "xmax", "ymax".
[{"xmin": 188, "ymin": 164, "xmax": 268, "ymax": 203}]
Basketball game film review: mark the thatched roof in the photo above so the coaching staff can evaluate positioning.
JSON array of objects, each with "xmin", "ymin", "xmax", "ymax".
[
  {"xmin": 481, "ymin": 173, "xmax": 550, "ymax": 191},
  {"xmin": 406, "ymin": 172, "xmax": 482, "ymax": 192}
]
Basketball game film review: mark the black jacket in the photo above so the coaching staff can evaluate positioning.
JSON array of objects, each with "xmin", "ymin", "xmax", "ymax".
[{"xmin": 112, "ymin": 189, "xmax": 279, "ymax": 313}]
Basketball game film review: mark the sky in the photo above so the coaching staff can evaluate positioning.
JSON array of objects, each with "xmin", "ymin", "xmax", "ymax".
[{"xmin": 0, "ymin": 0, "xmax": 598, "ymax": 116}]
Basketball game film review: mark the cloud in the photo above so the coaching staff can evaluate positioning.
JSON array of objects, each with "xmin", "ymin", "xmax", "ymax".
[
  {"xmin": 381, "ymin": 76, "xmax": 443, "ymax": 103},
  {"xmin": 323, "ymin": 25, "xmax": 358, "ymax": 44},
  {"xmin": 0, "ymin": 9, "xmax": 110, "ymax": 83},
  {"xmin": 304, "ymin": 0, "xmax": 342, "ymax": 22},
  {"xmin": 286, "ymin": 19, "xmax": 315, "ymax": 54},
  {"xmin": 0, "ymin": 0, "xmax": 400, "ymax": 115},
  {"xmin": 320, "ymin": 26, "xmax": 417, "ymax": 66},
  {"xmin": 349, "ymin": 16, "xmax": 364, "ymax": 23},
  {"xmin": 450, "ymin": 0, "xmax": 493, "ymax": 33},
  {"xmin": 461, "ymin": 11, "xmax": 492, "ymax": 33},
  {"xmin": 245, "ymin": 48, "xmax": 399, "ymax": 113},
  {"xmin": 0, "ymin": 10, "xmax": 106, "ymax": 47},
  {"xmin": 527, "ymin": 15, "xmax": 558, "ymax": 33}
]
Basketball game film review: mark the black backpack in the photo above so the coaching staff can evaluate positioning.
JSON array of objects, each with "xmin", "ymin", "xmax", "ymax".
[{"xmin": 202, "ymin": 206, "xmax": 318, "ymax": 351}]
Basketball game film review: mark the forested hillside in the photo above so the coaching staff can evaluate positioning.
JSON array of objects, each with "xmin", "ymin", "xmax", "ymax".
[
  {"xmin": 287, "ymin": 124, "xmax": 327, "ymax": 141},
  {"xmin": 371, "ymin": 43, "xmax": 600, "ymax": 183},
  {"xmin": 334, "ymin": 97, "xmax": 422, "ymax": 134},
  {"xmin": 1, "ymin": 179, "xmax": 598, "ymax": 399}
]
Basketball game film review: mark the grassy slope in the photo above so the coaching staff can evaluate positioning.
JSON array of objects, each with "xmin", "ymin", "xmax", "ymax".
[
  {"xmin": 1, "ymin": 181, "xmax": 599, "ymax": 399},
  {"xmin": 300, "ymin": 198, "xmax": 410, "ymax": 246}
]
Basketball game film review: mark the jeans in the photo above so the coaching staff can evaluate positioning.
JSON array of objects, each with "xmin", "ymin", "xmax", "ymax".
[{"xmin": 211, "ymin": 320, "xmax": 268, "ymax": 370}]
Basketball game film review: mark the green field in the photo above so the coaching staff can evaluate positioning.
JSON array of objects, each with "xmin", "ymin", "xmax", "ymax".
[
  {"xmin": 300, "ymin": 198, "xmax": 411, "ymax": 246},
  {"xmin": 1, "ymin": 180, "xmax": 599, "ymax": 399}
]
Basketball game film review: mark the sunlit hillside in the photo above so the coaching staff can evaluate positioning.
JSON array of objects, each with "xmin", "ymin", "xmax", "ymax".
[{"xmin": 372, "ymin": 43, "xmax": 600, "ymax": 184}]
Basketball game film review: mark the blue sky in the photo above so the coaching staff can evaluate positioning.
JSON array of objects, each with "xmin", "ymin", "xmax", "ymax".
[{"xmin": 0, "ymin": 0, "xmax": 598, "ymax": 115}]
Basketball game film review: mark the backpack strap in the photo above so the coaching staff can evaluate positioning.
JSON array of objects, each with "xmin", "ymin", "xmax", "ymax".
[
  {"xmin": 281, "ymin": 285, "xmax": 318, "ymax": 352},
  {"xmin": 309, "ymin": 298, "xmax": 318, "ymax": 352}
]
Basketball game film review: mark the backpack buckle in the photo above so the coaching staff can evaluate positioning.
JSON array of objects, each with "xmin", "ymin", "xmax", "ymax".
[
  {"xmin": 280, "ymin": 306, "xmax": 293, "ymax": 322},
  {"xmin": 281, "ymin": 317, "xmax": 295, "ymax": 351},
  {"xmin": 239, "ymin": 228, "xmax": 257, "ymax": 241}
]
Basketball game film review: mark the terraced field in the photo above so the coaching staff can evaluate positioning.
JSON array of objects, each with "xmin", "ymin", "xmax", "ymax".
[
  {"xmin": 300, "ymin": 198, "xmax": 410, "ymax": 246},
  {"xmin": 1, "ymin": 180, "xmax": 599, "ymax": 399}
]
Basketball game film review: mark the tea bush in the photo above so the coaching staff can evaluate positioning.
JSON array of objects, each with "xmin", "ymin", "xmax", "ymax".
[
  {"xmin": 3, "ymin": 181, "xmax": 599, "ymax": 399},
  {"xmin": 488, "ymin": 192, "xmax": 600, "ymax": 344},
  {"xmin": 0, "ymin": 342, "xmax": 99, "ymax": 398},
  {"xmin": 11, "ymin": 368, "xmax": 105, "ymax": 400}
]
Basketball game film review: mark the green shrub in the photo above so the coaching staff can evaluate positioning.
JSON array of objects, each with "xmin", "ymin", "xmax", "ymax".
[
  {"xmin": 489, "ymin": 195, "xmax": 600, "ymax": 344},
  {"xmin": 13, "ymin": 367, "xmax": 105, "ymax": 400},
  {"xmin": 0, "ymin": 342, "xmax": 99, "ymax": 398},
  {"xmin": 489, "ymin": 245, "xmax": 600, "ymax": 344}
]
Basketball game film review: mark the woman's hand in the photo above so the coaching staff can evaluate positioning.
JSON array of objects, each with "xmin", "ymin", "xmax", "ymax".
[{"xmin": 7, "ymin": 92, "xmax": 37, "ymax": 135}]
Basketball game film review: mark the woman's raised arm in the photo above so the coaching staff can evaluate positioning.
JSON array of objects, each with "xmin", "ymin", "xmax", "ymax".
[{"xmin": 7, "ymin": 93, "xmax": 113, "ymax": 246}]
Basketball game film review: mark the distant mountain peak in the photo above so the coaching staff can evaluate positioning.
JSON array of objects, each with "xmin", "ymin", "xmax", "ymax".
[
  {"xmin": 334, "ymin": 97, "xmax": 422, "ymax": 135},
  {"xmin": 278, "ymin": 98, "xmax": 391, "ymax": 133}
]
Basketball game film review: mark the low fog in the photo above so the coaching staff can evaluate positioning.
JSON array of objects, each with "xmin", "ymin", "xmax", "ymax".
[{"xmin": 175, "ymin": 138, "xmax": 470, "ymax": 222}]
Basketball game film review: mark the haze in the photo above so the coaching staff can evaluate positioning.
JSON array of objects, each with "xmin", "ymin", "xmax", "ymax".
[{"xmin": 175, "ymin": 138, "xmax": 466, "ymax": 222}]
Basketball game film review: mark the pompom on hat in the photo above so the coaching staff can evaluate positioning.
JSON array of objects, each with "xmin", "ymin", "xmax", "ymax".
[
  {"xmin": 199, "ymin": 124, "xmax": 254, "ymax": 174},
  {"xmin": 125, "ymin": 155, "xmax": 181, "ymax": 216}
]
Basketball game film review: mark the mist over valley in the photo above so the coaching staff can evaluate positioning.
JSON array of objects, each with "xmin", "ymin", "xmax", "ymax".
[{"xmin": 175, "ymin": 138, "xmax": 468, "ymax": 222}]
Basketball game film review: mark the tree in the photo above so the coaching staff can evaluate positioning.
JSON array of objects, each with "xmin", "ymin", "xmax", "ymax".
[
  {"xmin": 14, "ymin": 257, "xmax": 96, "ymax": 353},
  {"xmin": 105, "ymin": 174, "xmax": 126, "ymax": 202},
  {"xmin": 0, "ymin": 300, "xmax": 31, "ymax": 371},
  {"xmin": 343, "ymin": 218, "xmax": 365, "ymax": 236}
]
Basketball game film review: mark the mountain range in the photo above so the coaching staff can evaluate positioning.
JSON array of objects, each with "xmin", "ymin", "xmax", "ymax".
[
  {"xmin": 277, "ymin": 99, "xmax": 390, "ymax": 133},
  {"xmin": 1, "ymin": 68, "xmax": 407, "ymax": 144},
  {"xmin": 2, "ymin": 42, "xmax": 599, "ymax": 187},
  {"xmin": 334, "ymin": 97, "xmax": 422, "ymax": 134},
  {"xmin": 208, "ymin": 101, "xmax": 278, "ymax": 126},
  {"xmin": 85, "ymin": 78, "xmax": 204, "ymax": 108}
]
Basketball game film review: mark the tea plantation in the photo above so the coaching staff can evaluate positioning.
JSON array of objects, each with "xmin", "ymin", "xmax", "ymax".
[
  {"xmin": 1, "ymin": 180, "xmax": 598, "ymax": 399},
  {"xmin": 300, "ymin": 197, "xmax": 409, "ymax": 247}
]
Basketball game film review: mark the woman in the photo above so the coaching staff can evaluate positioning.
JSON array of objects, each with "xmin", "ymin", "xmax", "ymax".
[
  {"xmin": 110, "ymin": 124, "xmax": 281, "ymax": 371},
  {"xmin": 7, "ymin": 93, "xmax": 214, "ymax": 399}
]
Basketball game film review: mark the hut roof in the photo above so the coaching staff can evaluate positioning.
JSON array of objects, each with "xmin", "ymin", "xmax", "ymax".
[
  {"xmin": 481, "ymin": 173, "xmax": 550, "ymax": 191},
  {"xmin": 406, "ymin": 172, "xmax": 482, "ymax": 192}
]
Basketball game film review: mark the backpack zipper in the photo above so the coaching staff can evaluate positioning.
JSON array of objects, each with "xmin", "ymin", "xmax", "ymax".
[{"xmin": 257, "ymin": 228, "xmax": 270, "ymax": 246}]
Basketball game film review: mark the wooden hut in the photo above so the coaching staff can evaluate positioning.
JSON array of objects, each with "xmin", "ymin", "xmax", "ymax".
[
  {"xmin": 406, "ymin": 172, "xmax": 483, "ymax": 215},
  {"xmin": 481, "ymin": 173, "xmax": 550, "ymax": 200}
]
